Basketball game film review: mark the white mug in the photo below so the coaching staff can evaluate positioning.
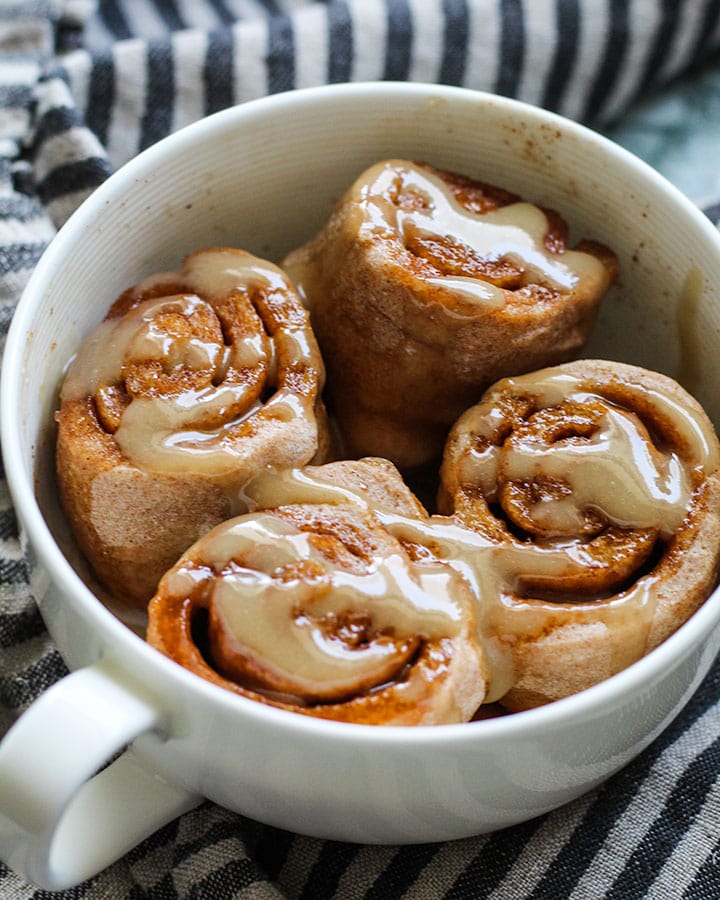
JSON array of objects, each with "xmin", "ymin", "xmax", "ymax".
[{"xmin": 2, "ymin": 83, "xmax": 720, "ymax": 890}]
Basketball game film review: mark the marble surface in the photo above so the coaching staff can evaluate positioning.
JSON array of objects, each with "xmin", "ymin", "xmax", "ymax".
[{"xmin": 605, "ymin": 55, "xmax": 720, "ymax": 209}]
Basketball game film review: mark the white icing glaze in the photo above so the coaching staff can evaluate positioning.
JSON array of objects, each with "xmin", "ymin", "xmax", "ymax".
[
  {"xmin": 181, "ymin": 512, "xmax": 465, "ymax": 700},
  {"xmin": 349, "ymin": 160, "xmax": 606, "ymax": 307},
  {"xmin": 455, "ymin": 367, "xmax": 718, "ymax": 538},
  {"xmin": 62, "ymin": 249, "xmax": 319, "ymax": 483},
  {"xmin": 500, "ymin": 407, "xmax": 690, "ymax": 535},
  {"xmin": 236, "ymin": 461, "xmax": 692, "ymax": 701}
]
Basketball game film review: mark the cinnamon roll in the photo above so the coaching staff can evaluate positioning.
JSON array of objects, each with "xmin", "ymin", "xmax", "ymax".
[
  {"xmin": 146, "ymin": 498, "xmax": 488, "ymax": 725},
  {"xmin": 438, "ymin": 360, "xmax": 720, "ymax": 710},
  {"xmin": 284, "ymin": 160, "xmax": 618, "ymax": 469},
  {"xmin": 56, "ymin": 248, "xmax": 330, "ymax": 606}
]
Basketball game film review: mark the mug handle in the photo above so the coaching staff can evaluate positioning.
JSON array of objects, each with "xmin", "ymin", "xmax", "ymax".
[{"xmin": 0, "ymin": 659, "xmax": 201, "ymax": 889}]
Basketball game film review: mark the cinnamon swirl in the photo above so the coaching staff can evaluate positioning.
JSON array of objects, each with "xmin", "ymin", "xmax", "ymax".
[
  {"xmin": 56, "ymin": 247, "xmax": 330, "ymax": 606},
  {"xmin": 284, "ymin": 160, "xmax": 618, "ymax": 468},
  {"xmin": 146, "ymin": 499, "xmax": 488, "ymax": 725},
  {"xmin": 438, "ymin": 360, "xmax": 720, "ymax": 710}
]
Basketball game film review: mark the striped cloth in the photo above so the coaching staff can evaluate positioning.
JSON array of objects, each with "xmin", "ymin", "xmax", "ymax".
[{"xmin": 2, "ymin": 1, "xmax": 720, "ymax": 897}]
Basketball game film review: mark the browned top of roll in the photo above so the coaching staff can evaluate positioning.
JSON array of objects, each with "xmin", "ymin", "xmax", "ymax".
[
  {"xmin": 436, "ymin": 359, "xmax": 720, "ymax": 708},
  {"xmin": 286, "ymin": 158, "xmax": 618, "ymax": 323},
  {"xmin": 283, "ymin": 160, "xmax": 619, "ymax": 468},
  {"xmin": 56, "ymin": 247, "xmax": 328, "ymax": 604},
  {"xmin": 147, "ymin": 502, "xmax": 488, "ymax": 725},
  {"xmin": 60, "ymin": 247, "xmax": 325, "ymax": 482}
]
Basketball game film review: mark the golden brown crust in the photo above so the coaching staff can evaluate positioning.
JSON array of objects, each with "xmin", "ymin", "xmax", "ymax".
[
  {"xmin": 284, "ymin": 159, "xmax": 618, "ymax": 469},
  {"xmin": 438, "ymin": 359, "xmax": 720, "ymax": 710},
  {"xmin": 56, "ymin": 247, "xmax": 330, "ymax": 607}
]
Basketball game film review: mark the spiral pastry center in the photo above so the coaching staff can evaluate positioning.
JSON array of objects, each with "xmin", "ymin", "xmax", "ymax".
[
  {"xmin": 60, "ymin": 249, "xmax": 321, "ymax": 482},
  {"xmin": 167, "ymin": 510, "xmax": 465, "ymax": 704},
  {"xmin": 494, "ymin": 400, "xmax": 690, "ymax": 539},
  {"xmin": 456, "ymin": 370, "xmax": 717, "ymax": 543},
  {"xmin": 123, "ymin": 296, "xmax": 228, "ymax": 380},
  {"xmin": 355, "ymin": 161, "xmax": 606, "ymax": 307}
]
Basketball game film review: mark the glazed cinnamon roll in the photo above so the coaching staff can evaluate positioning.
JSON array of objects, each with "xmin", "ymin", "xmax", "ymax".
[
  {"xmin": 438, "ymin": 360, "xmax": 720, "ymax": 710},
  {"xmin": 56, "ymin": 248, "xmax": 330, "ymax": 606},
  {"xmin": 284, "ymin": 160, "xmax": 618, "ymax": 468},
  {"xmin": 146, "ymin": 499, "xmax": 488, "ymax": 725}
]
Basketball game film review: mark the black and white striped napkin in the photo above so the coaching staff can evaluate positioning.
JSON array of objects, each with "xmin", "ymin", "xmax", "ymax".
[{"xmin": 2, "ymin": 2, "xmax": 720, "ymax": 897}]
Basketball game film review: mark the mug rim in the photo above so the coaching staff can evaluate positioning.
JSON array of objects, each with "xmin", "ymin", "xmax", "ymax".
[{"xmin": 3, "ymin": 81, "xmax": 720, "ymax": 745}]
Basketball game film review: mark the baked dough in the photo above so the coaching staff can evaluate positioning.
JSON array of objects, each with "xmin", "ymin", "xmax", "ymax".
[
  {"xmin": 148, "ymin": 460, "xmax": 487, "ymax": 725},
  {"xmin": 438, "ymin": 360, "xmax": 720, "ymax": 709},
  {"xmin": 56, "ymin": 247, "xmax": 330, "ymax": 606},
  {"xmin": 284, "ymin": 160, "xmax": 618, "ymax": 469}
]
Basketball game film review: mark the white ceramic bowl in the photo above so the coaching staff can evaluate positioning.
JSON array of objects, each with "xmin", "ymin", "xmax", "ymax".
[{"xmin": 2, "ymin": 83, "xmax": 720, "ymax": 891}]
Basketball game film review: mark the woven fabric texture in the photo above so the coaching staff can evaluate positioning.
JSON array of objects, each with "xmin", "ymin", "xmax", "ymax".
[{"xmin": 1, "ymin": 1, "xmax": 720, "ymax": 897}]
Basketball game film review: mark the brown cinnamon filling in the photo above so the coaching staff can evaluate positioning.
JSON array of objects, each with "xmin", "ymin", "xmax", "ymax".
[
  {"xmin": 60, "ymin": 248, "xmax": 322, "ymax": 488},
  {"xmin": 151, "ymin": 506, "xmax": 469, "ymax": 707}
]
